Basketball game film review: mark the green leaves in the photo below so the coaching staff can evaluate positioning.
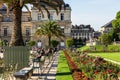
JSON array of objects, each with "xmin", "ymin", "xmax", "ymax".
[
  {"xmin": 66, "ymin": 38, "xmax": 74, "ymax": 48},
  {"xmin": 35, "ymin": 21, "xmax": 65, "ymax": 46},
  {"xmin": 1, "ymin": 0, "xmax": 65, "ymax": 17},
  {"xmin": 111, "ymin": 11, "xmax": 120, "ymax": 41},
  {"xmin": 100, "ymin": 33, "xmax": 112, "ymax": 45}
]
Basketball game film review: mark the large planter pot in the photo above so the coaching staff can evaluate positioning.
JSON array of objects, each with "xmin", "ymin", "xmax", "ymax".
[{"xmin": 3, "ymin": 46, "xmax": 29, "ymax": 70}]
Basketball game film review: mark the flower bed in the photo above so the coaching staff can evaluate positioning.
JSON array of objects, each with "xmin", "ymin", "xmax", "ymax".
[{"xmin": 64, "ymin": 50, "xmax": 120, "ymax": 80}]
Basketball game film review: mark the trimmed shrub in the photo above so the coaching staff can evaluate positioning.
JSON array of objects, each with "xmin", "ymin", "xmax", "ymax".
[
  {"xmin": 51, "ymin": 40, "xmax": 59, "ymax": 48},
  {"xmin": 77, "ymin": 46, "xmax": 90, "ymax": 52},
  {"xmin": 27, "ymin": 40, "xmax": 36, "ymax": 46},
  {"xmin": 66, "ymin": 38, "xmax": 74, "ymax": 48}
]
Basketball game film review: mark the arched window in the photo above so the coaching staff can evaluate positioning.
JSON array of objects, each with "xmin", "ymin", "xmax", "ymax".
[
  {"xmin": 26, "ymin": 28, "xmax": 30, "ymax": 36},
  {"xmin": 60, "ymin": 13, "xmax": 64, "ymax": 20}
]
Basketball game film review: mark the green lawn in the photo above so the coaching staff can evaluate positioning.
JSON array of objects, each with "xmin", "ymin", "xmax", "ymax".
[
  {"xmin": 89, "ymin": 52, "xmax": 120, "ymax": 62},
  {"xmin": 56, "ymin": 51, "xmax": 73, "ymax": 80}
]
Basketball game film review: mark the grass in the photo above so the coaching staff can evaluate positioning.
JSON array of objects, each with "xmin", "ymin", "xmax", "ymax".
[
  {"xmin": 77, "ymin": 46, "xmax": 89, "ymax": 52},
  {"xmin": 89, "ymin": 52, "xmax": 120, "ymax": 62},
  {"xmin": 56, "ymin": 51, "xmax": 73, "ymax": 80}
]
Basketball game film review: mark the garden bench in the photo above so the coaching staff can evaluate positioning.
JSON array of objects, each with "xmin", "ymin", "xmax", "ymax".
[{"xmin": 14, "ymin": 67, "xmax": 33, "ymax": 80}]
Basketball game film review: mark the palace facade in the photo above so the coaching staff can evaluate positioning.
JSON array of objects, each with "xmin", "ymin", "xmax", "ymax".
[
  {"xmin": 71, "ymin": 24, "xmax": 94, "ymax": 40},
  {"xmin": 0, "ymin": 4, "xmax": 71, "ymax": 46}
]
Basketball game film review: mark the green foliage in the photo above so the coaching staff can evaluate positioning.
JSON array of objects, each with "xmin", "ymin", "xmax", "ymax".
[
  {"xmin": 111, "ymin": 11, "xmax": 120, "ymax": 41},
  {"xmin": 94, "ymin": 45, "xmax": 104, "ymax": 51},
  {"xmin": 118, "ymin": 33, "xmax": 120, "ymax": 40},
  {"xmin": 66, "ymin": 38, "xmax": 74, "ymax": 48},
  {"xmin": 100, "ymin": 33, "xmax": 112, "ymax": 45},
  {"xmin": 77, "ymin": 46, "xmax": 90, "ymax": 52},
  {"xmin": 78, "ymin": 45, "xmax": 120, "ymax": 52},
  {"xmin": 0, "ymin": 40, "xmax": 5, "ymax": 47},
  {"xmin": 96, "ymin": 45, "xmax": 120, "ymax": 52},
  {"xmin": 35, "ymin": 21, "xmax": 65, "ymax": 47},
  {"xmin": 112, "ymin": 20, "xmax": 120, "ymax": 29},
  {"xmin": 56, "ymin": 51, "xmax": 73, "ymax": 80},
  {"xmin": 67, "ymin": 50, "xmax": 120, "ymax": 80},
  {"xmin": 108, "ymin": 45, "xmax": 120, "ymax": 51},
  {"xmin": 51, "ymin": 40, "xmax": 59, "ymax": 48},
  {"xmin": 116, "ymin": 11, "xmax": 120, "ymax": 19},
  {"xmin": 109, "ymin": 29, "xmax": 119, "ymax": 41},
  {"xmin": 0, "ymin": 59, "xmax": 3, "ymax": 66},
  {"xmin": 27, "ymin": 40, "xmax": 36, "ymax": 46}
]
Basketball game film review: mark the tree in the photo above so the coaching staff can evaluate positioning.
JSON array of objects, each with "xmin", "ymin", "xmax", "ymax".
[
  {"xmin": 35, "ymin": 21, "xmax": 65, "ymax": 47},
  {"xmin": 118, "ymin": 33, "xmax": 120, "ymax": 40},
  {"xmin": 100, "ymin": 33, "xmax": 112, "ymax": 46},
  {"xmin": 112, "ymin": 11, "xmax": 120, "ymax": 41},
  {"xmin": 66, "ymin": 38, "xmax": 74, "ymax": 48},
  {"xmin": 0, "ymin": 40, "xmax": 5, "ymax": 47},
  {"xmin": 51, "ymin": 40, "xmax": 59, "ymax": 48},
  {"xmin": 27, "ymin": 40, "xmax": 36, "ymax": 46},
  {"xmin": 0, "ymin": 0, "xmax": 65, "ymax": 46}
]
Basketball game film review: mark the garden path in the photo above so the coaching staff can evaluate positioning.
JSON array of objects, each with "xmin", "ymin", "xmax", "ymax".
[
  {"xmin": 104, "ymin": 58, "xmax": 120, "ymax": 65},
  {"xmin": 28, "ymin": 51, "xmax": 60, "ymax": 80}
]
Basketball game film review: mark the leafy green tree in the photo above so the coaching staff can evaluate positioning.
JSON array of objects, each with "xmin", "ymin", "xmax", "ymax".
[
  {"xmin": 66, "ymin": 38, "xmax": 74, "ymax": 48},
  {"xmin": 27, "ymin": 40, "xmax": 36, "ymax": 46},
  {"xmin": 35, "ymin": 21, "xmax": 65, "ymax": 47},
  {"xmin": 118, "ymin": 33, "xmax": 120, "ymax": 40},
  {"xmin": 51, "ymin": 40, "xmax": 59, "ymax": 48},
  {"xmin": 112, "ymin": 11, "xmax": 120, "ymax": 41},
  {"xmin": 100, "ymin": 33, "xmax": 112, "ymax": 45},
  {"xmin": 0, "ymin": 0, "xmax": 65, "ymax": 46},
  {"xmin": 0, "ymin": 40, "xmax": 5, "ymax": 47}
]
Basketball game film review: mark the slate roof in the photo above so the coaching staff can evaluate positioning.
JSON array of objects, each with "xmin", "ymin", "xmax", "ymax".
[
  {"xmin": 0, "ymin": 5, "xmax": 7, "ymax": 11},
  {"xmin": 31, "ymin": 4, "xmax": 71, "ymax": 10},
  {"xmin": 101, "ymin": 20, "xmax": 113, "ymax": 28}
]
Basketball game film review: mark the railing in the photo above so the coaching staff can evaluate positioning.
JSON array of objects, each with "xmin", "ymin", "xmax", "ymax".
[{"xmin": 4, "ymin": 46, "xmax": 29, "ymax": 70}]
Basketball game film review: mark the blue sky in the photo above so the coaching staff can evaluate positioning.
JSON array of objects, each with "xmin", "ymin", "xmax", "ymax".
[{"xmin": 64, "ymin": 0, "xmax": 120, "ymax": 31}]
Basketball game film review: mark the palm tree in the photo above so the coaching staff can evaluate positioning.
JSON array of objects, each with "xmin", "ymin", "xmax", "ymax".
[
  {"xmin": 0, "ymin": 0, "xmax": 65, "ymax": 46},
  {"xmin": 35, "ymin": 21, "xmax": 65, "ymax": 47}
]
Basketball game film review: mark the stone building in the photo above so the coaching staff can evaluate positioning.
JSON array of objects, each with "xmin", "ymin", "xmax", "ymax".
[
  {"xmin": 0, "ymin": 4, "xmax": 71, "ymax": 47},
  {"xmin": 99, "ymin": 20, "xmax": 113, "ymax": 34},
  {"xmin": 71, "ymin": 24, "xmax": 94, "ymax": 40}
]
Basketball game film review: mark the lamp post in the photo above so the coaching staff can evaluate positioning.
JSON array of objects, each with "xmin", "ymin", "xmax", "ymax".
[
  {"xmin": 37, "ymin": 40, "xmax": 42, "ymax": 48},
  {"xmin": 89, "ymin": 33, "xmax": 93, "ymax": 50},
  {"xmin": 60, "ymin": 41, "xmax": 65, "ymax": 49}
]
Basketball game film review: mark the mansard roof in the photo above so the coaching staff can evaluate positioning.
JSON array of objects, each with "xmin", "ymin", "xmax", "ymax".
[
  {"xmin": 101, "ymin": 20, "xmax": 113, "ymax": 28},
  {"xmin": 72, "ymin": 24, "xmax": 95, "ymax": 31},
  {"xmin": 0, "ymin": 5, "xmax": 7, "ymax": 11},
  {"xmin": 72, "ymin": 24, "xmax": 92, "ymax": 29},
  {"xmin": 31, "ymin": 3, "xmax": 71, "ymax": 10}
]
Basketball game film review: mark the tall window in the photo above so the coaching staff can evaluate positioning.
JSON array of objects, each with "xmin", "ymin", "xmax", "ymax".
[
  {"xmin": 4, "ymin": 28, "xmax": 7, "ymax": 36},
  {"xmin": 60, "ymin": 13, "xmax": 64, "ymax": 20},
  {"xmin": 49, "ymin": 14, "xmax": 53, "ymax": 20},
  {"xmin": 6, "ymin": 17, "xmax": 10, "ymax": 22},
  {"xmin": 61, "ymin": 26, "xmax": 64, "ymax": 33},
  {"xmin": 26, "ymin": 28, "xmax": 30, "ymax": 36},
  {"xmin": 28, "ymin": 17, "xmax": 31, "ymax": 21},
  {"xmin": 38, "ymin": 13, "xmax": 41, "ymax": 21}
]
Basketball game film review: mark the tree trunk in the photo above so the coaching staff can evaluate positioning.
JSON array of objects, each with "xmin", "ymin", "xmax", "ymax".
[
  {"xmin": 9, "ymin": 3, "xmax": 24, "ymax": 46},
  {"xmin": 48, "ymin": 36, "xmax": 51, "ymax": 47}
]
